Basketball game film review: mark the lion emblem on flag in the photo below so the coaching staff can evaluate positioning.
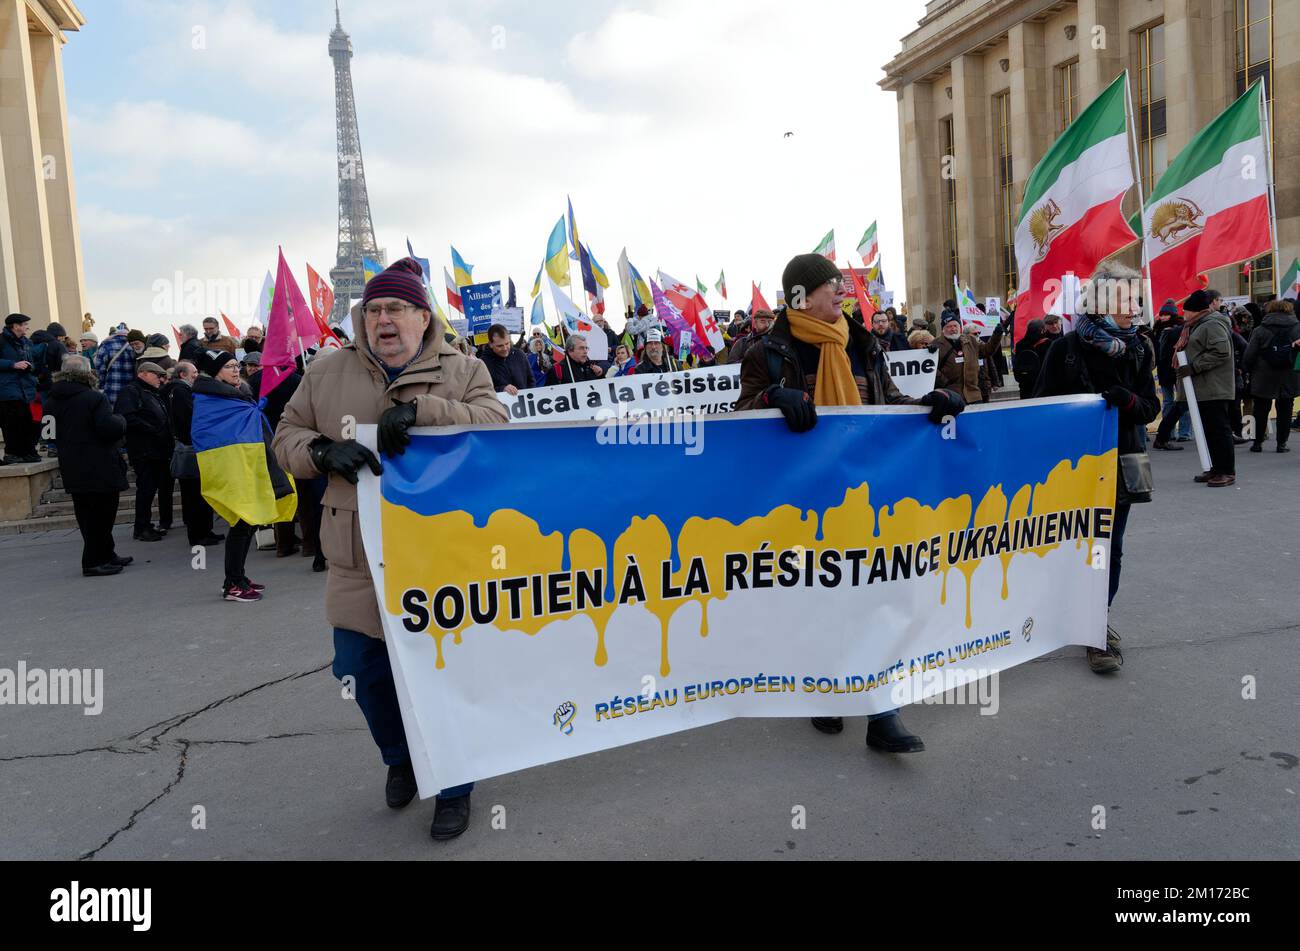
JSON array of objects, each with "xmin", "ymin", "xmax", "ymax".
[
  {"xmin": 1029, "ymin": 200, "xmax": 1065, "ymax": 261},
  {"xmin": 1150, "ymin": 198, "xmax": 1205, "ymax": 247}
]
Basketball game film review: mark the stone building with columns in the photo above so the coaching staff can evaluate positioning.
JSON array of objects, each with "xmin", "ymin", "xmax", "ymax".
[
  {"xmin": 0, "ymin": 0, "xmax": 85, "ymax": 331},
  {"xmin": 881, "ymin": 0, "xmax": 1297, "ymax": 315}
]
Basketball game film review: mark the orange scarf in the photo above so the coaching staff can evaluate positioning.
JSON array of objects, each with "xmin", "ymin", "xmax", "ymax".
[{"xmin": 786, "ymin": 310, "xmax": 861, "ymax": 406}]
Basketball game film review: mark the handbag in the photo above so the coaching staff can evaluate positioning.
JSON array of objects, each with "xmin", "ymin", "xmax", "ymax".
[
  {"xmin": 170, "ymin": 441, "xmax": 199, "ymax": 480},
  {"xmin": 1116, "ymin": 452, "xmax": 1153, "ymax": 505},
  {"xmin": 255, "ymin": 527, "xmax": 277, "ymax": 550}
]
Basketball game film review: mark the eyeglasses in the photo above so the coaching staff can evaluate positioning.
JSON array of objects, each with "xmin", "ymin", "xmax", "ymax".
[{"xmin": 364, "ymin": 302, "xmax": 420, "ymax": 319}]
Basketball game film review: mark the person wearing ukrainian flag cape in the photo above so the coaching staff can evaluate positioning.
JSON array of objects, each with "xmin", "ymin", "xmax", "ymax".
[
  {"xmin": 191, "ymin": 350, "xmax": 296, "ymax": 603},
  {"xmin": 273, "ymin": 257, "xmax": 508, "ymax": 842},
  {"xmin": 736, "ymin": 253, "xmax": 966, "ymax": 755}
]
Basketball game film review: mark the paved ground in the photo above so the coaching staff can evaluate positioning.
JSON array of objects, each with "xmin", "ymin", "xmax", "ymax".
[{"xmin": 2, "ymin": 442, "xmax": 1298, "ymax": 860}]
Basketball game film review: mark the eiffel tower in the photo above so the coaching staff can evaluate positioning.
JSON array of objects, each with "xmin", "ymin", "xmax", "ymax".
[{"xmin": 328, "ymin": 1, "xmax": 383, "ymax": 323}]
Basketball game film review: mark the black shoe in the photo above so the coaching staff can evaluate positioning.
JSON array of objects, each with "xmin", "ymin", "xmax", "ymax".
[
  {"xmin": 312, "ymin": 555, "xmax": 327, "ymax": 573},
  {"xmin": 195, "ymin": 533, "xmax": 225, "ymax": 546},
  {"xmin": 1152, "ymin": 440, "xmax": 1183, "ymax": 451},
  {"xmin": 133, "ymin": 529, "xmax": 164, "ymax": 542},
  {"xmin": 1193, "ymin": 471, "xmax": 1214, "ymax": 483},
  {"xmin": 430, "ymin": 793, "xmax": 471, "ymax": 840},
  {"xmin": 811, "ymin": 717, "xmax": 844, "ymax": 734},
  {"xmin": 866, "ymin": 715, "xmax": 925, "ymax": 753},
  {"xmin": 1279, "ymin": 445, "xmax": 1291, "ymax": 454},
  {"xmin": 110, "ymin": 555, "xmax": 134, "ymax": 567},
  {"xmin": 1250, "ymin": 442, "xmax": 1263, "ymax": 452},
  {"xmin": 19, "ymin": 454, "xmax": 40, "ymax": 464},
  {"xmin": 386, "ymin": 762, "xmax": 417, "ymax": 810},
  {"xmin": 1232, "ymin": 436, "xmax": 1249, "ymax": 446},
  {"xmin": 82, "ymin": 564, "xmax": 124, "ymax": 577}
]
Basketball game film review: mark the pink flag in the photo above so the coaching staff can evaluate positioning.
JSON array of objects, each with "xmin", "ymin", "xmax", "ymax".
[
  {"xmin": 260, "ymin": 249, "xmax": 310, "ymax": 400},
  {"xmin": 651, "ymin": 278, "xmax": 711, "ymax": 362}
]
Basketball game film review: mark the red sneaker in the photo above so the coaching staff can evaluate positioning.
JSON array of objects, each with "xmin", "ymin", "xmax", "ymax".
[{"xmin": 223, "ymin": 584, "xmax": 263, "ymax": 603}]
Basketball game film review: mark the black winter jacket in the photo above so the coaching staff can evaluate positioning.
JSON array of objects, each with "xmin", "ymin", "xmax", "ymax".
[
  {"xmin": 43, "ymin": 368, "xmax": 128, "ymax": 494},
  {"xmin": 115, "ymin": 377, "xmax": 173, "ymax": 463},
  {"xmin": 1034, "ymin": 331, "xmax": 1160, "ymax": 456}
]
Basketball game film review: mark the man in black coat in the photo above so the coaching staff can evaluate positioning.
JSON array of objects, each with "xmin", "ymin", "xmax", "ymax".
[
  {"xmin": 546, "ymin": 334, "xmax": 605, "ymax": 385},
  {"xmin": 163, "ymin": 360, "xmax": 221, "ymax": 547},
  {"xmin": 480, "ymin": 324, "xmax": 535, "ymax": 394},
  {"xmin": 1033, "ymin": 263, "xmax": 1160, "ymax": 674},
  {"xmin": 43, "ymin": 356, "xmax": 131, "ymax": 576},
  {"xmin": 178, "ymin": 324, "xmax": 206, "ymax": 365},
  {"xmin": 115, "ymin": 363, "xmax": 174, "ymax": 542}
]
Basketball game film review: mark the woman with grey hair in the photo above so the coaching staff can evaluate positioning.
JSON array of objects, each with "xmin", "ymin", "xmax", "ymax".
[{"xmin": 1034, "ymin": 262, "xmax": 1160, "ymax": 673}]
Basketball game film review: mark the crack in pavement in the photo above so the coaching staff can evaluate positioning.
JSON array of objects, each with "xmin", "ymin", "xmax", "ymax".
[
  {"xmin": 79, "ymin": 740, "xmax": 190, "ymax": 861},
  {"xmin": 126, "ymin": 662, "xmax": 332, "ymax": 746},
  {"xmin": 0, "ymin": 744, "xmax": 153, "ymax": 763}
]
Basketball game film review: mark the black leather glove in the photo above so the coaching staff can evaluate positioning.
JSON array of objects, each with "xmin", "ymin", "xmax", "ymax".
[
  {"xmin": 1102, "ymin": 385, "xmax": 1133, "ymax": 409},
  {"xmin": 762, "ymin": 385, "xmax": 817, "ymax": 433},
  {"xmin": 310, "ymin": 437, "xmax": 383, "ymax": 485},
  {"xmin": 918, "ymin": 388, "xmax": 966, "ymax": 425},
  {"xmin": 378, "ymin": 399, "xmax": 418, "ymax": 457}
]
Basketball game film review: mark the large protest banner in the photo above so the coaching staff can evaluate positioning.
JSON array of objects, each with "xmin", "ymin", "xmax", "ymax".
[
  {"xmin": 357, "ymin": 396, "xmax": 1115, "ymax": 794},
  {"xmin": 498, "ymin": 359, "xmax": 934, "ymax": 424}
]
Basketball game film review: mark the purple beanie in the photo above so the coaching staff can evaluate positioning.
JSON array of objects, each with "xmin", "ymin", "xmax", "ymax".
[{"xmin": 362, "ymin": 258, "xmax": 431, "ymax": 311}]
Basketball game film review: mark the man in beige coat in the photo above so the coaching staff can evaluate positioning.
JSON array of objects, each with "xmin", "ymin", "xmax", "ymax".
[{"xmin": 274, "ymin": 257, "xmax": 508, "ymax": 841}]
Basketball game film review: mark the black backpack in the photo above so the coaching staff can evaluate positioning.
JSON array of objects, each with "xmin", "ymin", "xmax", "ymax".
[{"xmin": 1260, "ymin": 328, "xmax": 1295, "ymax": 370}]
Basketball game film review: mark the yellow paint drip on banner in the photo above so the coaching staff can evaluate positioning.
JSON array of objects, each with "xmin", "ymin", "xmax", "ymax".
[{"xmin": 381, "ymin": 452, "xmax": 1115, "ymax": 674}]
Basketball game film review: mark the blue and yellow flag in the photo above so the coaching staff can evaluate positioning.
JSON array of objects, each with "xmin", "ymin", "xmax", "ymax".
[
  {"xmin": 567, "ymin": 197, "xmax": 581, "ymax": 261},
  {"xmin": 363, "ymin": 257, "xmax": 384, "ymax": 283},
  {"xmin": 451, "ymin": 246, "xmax": 474, "ymax": 288},
  {"xmin": 530, "ymin": 260, "xmax": 544, "ymax": 298},
  {"xmin": 545, "ymin": 218, "xmax": 570, "ymax": 287},
  {"xmin": 192, "ymin": 396, "xmax": 296, "ymax": 526}
]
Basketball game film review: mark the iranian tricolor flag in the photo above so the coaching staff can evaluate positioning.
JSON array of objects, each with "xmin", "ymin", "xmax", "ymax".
[
  {"xmin": 1144, "ymin": 81, "xmax": 1273, "ymax": 306},
  {"xmin": 857, "ymin": 222, "xmax": 878, "ymax": 266},
  {"xmin": 813, "ymin": 230, "xmax": 836, "ymax": 262},
  {"xmin": 1281, "ymin": 258, "xmax": 1300, "ymax": 301},
  {"xmin": 1015, "ymin": 73, "xmax": 1138, "ymax": 334}
]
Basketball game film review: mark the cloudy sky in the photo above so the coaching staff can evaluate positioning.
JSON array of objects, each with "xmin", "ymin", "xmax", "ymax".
[{"xmin": 66, "ymin": 0, "xmax": 928, "ymax": 335}]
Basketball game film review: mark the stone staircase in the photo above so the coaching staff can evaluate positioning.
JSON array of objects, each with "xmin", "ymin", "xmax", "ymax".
[{"xmin": 0, "ymin": 465, "xmax": 183, "ymax": 536}]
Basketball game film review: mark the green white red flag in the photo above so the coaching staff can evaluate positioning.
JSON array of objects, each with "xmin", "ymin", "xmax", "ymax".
[
  {"xmin": 813, "ymin": 230, "xmax": 836, "ymax": 262},
  {"xmin": 1014, "ymin": 73, "xmax": 1138, "ymax": 334},
  {"xmin": 857, "ymin": 222, "xmax": 878, "ymax": 266},
  {"xmin": 1143, "ymin": 81, "xmax": 1273, "ymax": 306},
  {"xmin": 1281, "ymin": 257, "xmax": 1300, "ymax": 301}
]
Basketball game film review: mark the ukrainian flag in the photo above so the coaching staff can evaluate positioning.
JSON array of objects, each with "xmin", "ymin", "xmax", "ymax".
[
  {"xmin": 192, "ymin": 395, "xmax": 296, "ymax": 526},
  {"xmin": 587, "ymin": 246, "xmax": 610, "ymax": 289},
  {"xmin": 451, "ymin": 246, "xmax": 474, "ymax": 288},
  {"xmin": 628, "ymin": 260, "xmax": 651, "ymax": 310},
  {"xmin": 363, "ymin": 257, "xmax": 384, "ymax": 283},
  {"xmin": 545, "ymin": 217, "xmax": 570, "ymax": 287}
]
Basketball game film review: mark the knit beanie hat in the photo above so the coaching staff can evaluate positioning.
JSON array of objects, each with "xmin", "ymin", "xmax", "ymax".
[
  {"xmin": 1159, "ymin": 299, "xmax": 1179, "ymax": 317},
  {"xmin": 127, "ymin": 329, "xmax": 147, "ymax": 343},
  {"xmin": 782, "ymin": 253, "xmax": 841, "ymax": 308},
  {"xmin": 205, "ymin": 351, "xmax": 236, "ymax": 376},
  {"xmin": 362, "ymin": 257, "xmax": 431, "ymax": 311},
  {"xmin": 941, "ymin": 313, "xmax": 961, "ymax": 328},
  {"xmin": 48, "ymin": 322, "xmax": 68, "ymax": 338},
  {"xmin": 1184, "ymin": 289, "xmax": 1212, "ymax": 312}
]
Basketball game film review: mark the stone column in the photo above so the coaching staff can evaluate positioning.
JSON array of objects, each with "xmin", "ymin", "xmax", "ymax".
[
  {"xmin": 1076, "ymin": 0, "xmax": 1124, "ymax": 105},
  {"xmin": 1274, "ymin": 0, "xmax": 1300, "ymax": 265},
  {"xmin": 899, "ymin": 80, "xmax": 944, "ymax": 317},
  {"xmin": 30, "ymin": 27, "xmax": 85, "ymax": 325},
  {"xmin": 951, "ymin": 52, "xmax": 997, "ymax": 299},
  {"xmin": 0, "ymin": 0, "xmax": 58, "ymax": 326},
  {"xmin": 1008, "ymin": 21, "xmax": 1051, "ymax": 301}
]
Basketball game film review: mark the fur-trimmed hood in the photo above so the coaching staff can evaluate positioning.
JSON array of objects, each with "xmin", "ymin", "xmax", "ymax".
[{"xmin": 52, "ymin": 367, "xmax": 98, "ymax": 388}]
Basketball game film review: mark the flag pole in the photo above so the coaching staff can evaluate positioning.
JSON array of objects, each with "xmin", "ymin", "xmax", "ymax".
[
  {"xmin": 1257, "ymin": 80, "xmax": 1280, "ymax": 299},
  {"xmin": 1123, "ymin": 69, "xmax": 1153, "ymax": 325}
]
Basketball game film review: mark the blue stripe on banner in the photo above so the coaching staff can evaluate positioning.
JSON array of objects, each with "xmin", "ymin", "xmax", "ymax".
[
  {"xmin": 382, "ymin": 399, "xmax": 1116, "ymax": 565},
  {"xmin": 191, "ymin": 394, "xmax": 265, "ymax": 453}
]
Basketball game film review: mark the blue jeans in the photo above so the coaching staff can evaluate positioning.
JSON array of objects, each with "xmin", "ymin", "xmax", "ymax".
[
  {"xmin": 1161, "ymin": 385, "xmax": 1191, "ymax": 439},
  {"xmin": 332, "ymin": 628, "xmax": 473, "ymax": 800}
]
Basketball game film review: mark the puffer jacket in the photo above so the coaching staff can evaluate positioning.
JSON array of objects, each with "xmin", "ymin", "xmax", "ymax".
[
  {"xmin": 0, "ymin": 328, "xmax": 38, "ymax": 403},
  {"xmin": 273, "ymin": 312, "xmax": 509, "ymax": 639}
]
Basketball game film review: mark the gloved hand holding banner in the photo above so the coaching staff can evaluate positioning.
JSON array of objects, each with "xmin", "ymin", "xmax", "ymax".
[{"xmin": 356, "ymin": 396, "xmax": 1115, "ymax": 795}]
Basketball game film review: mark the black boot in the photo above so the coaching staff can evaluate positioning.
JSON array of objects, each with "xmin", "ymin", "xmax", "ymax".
[
  {"xmin": 811, "ymin": 717, "xmax": 844, "ymax": 734},
  {"xmin": 430, "ymin": 793, "xmax": 471, "ymax": 840},
  {"xmin": 866, "ymin": 714, "xmax": 925, "ymax": 753},
  {"xmin": 385, "ymin": 761, "xmax": 417, "ymax": 809}
]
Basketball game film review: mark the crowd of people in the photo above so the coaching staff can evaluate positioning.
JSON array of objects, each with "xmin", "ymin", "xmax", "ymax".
[{"xmin": 3, "ymin": 250, "xmax": 1298, "ymax": 842}]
